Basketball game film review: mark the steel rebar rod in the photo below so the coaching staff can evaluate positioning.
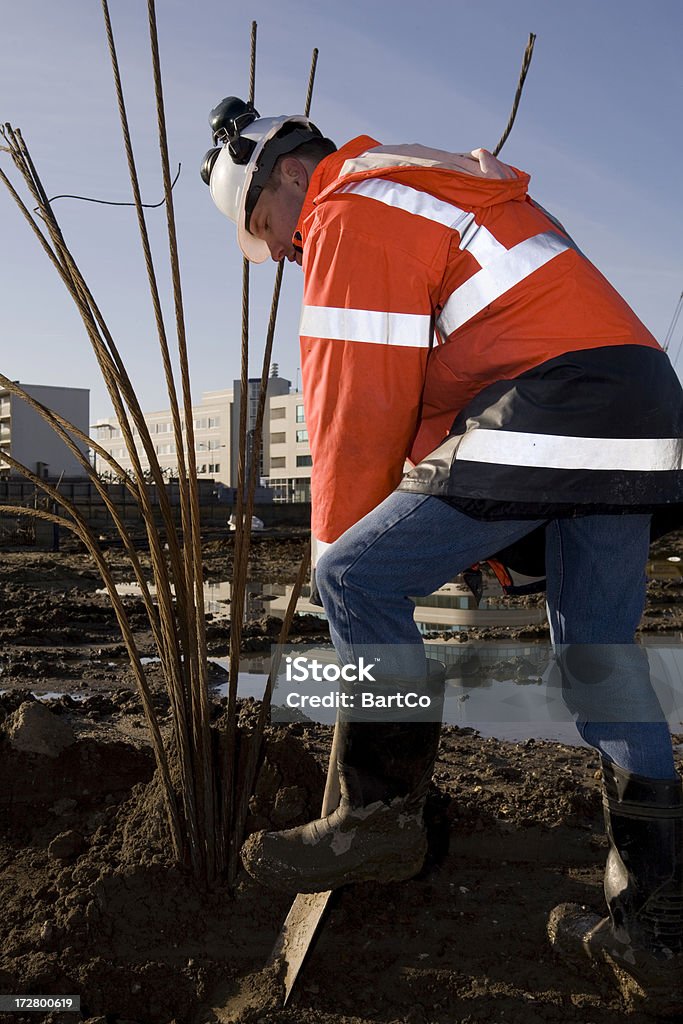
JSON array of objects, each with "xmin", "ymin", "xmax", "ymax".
[{"xmin": 493, "ymin": 32, "xmax": 536, "ymax": 156}]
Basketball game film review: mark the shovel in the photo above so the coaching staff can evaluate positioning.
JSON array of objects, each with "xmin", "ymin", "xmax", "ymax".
[{"xmin": 267, "ymin": 719, "xmax": 341, "ymax": 1004}]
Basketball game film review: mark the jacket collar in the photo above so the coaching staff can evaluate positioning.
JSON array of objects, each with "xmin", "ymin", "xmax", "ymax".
[{"xmin": 292, "ymin": 135, "xmax": 379, "ymax": 250}]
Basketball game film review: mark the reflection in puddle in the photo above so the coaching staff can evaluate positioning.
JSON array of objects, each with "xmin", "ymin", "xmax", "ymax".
[
  {"xmin": 32, "ymin": 691, "xmax": 88, "ymax": 702},
  {"xmin": 104, "ymin": 578, "xmax": 545, "ymax": 633},
  {"xmin": 648, "ymin": 559, "xmax": 683, "ymax": 579},
  {"xmin": 101, "ymin": 555, "xmax": 680, "ymax": 633}
]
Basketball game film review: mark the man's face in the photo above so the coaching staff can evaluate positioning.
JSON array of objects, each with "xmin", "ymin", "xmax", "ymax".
[{"xmin": 248, "ymin": 156, "xmax": 308, "ymax": 265}]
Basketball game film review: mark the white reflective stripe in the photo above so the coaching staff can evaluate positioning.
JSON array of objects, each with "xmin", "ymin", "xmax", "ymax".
[
  {"xmin": 336, "ymin": 178, "xmax": 571, "ymax": 338},
  {"xmin": 438, "ymin": 231, "xmax": 570, "ymax": 336},
  {"xmin": 340, "ymin": 178, "xmax": 516, "ymax": 274},
  {"xmin": 339, "ymin": 178, "xmax": 474, "ymax": 232},
  {"xmin": 458, "ymin": 218, "xmax": 506, "ymax": 265},
  {"xmin": 300, "ymin": 305, "xmax": 432, "ymax": 348},
  {"xmin": 339, "ymin": 178, "xmax": 515, "ymax": 268},
  {"xmin": 455, "ymin": 429, "xmax": 683, "ymax": 472}
]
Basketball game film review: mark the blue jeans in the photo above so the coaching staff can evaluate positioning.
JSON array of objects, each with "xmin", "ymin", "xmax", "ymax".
[{"xmin": 316, "ymin": 492, "xmax": 676, "ymax": 779}]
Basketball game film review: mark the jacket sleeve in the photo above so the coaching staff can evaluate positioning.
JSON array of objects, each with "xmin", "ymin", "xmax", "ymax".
[{"xmin": 300, "ymin": 204, "xmax": 437, "ymax": 562}]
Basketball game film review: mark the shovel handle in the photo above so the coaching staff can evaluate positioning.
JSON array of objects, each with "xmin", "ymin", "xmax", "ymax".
[{"xmin": 320, "ymin": 719, "xmax": 341, "ymax": 816}]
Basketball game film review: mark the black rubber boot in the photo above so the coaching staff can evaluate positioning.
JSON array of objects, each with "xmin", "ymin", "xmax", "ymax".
[
  {"xmin": 548, "ymin": 759, "xmax": 683, "ymax": 1014},
  {"xmin": 240, "ymin": 662, "xmax": 445, "ymax": 893}
]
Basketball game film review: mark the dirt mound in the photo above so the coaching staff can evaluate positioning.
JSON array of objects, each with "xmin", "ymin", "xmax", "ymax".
[
  {"xmin": 2, "ymin": 695, "xmax": 678, "ymax": 1024},
  {"xmin": 0, "ymin": 698, "xmax": 325, "ymax": 1023}
]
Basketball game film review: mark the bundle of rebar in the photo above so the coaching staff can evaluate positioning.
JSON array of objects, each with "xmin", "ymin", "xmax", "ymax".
[
  {"xmin": 0, "ymin": 5, "xmax": 313, "ymax": 886},
  {"xmin": 1, "ymin": 8, "xmax": 535, "ymax": 896}
]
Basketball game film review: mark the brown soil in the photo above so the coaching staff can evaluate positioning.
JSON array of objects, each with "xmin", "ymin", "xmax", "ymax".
[
  {"xmin": 1, "ymin": 528, "xmax": 683, "ymax": 1024},
  {"xmin": 0, "ymin": 531, "xmax": 325, "ymax": 690}
]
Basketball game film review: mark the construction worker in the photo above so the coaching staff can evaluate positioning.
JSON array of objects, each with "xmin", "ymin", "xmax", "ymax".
[{"xmin": 202, "ymin": 97, "xmax": 683, "ymax": 1005}]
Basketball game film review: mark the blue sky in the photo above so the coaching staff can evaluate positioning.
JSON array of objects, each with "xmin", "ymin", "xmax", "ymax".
[{"xmin": 1, "ymin": 0, "xmax": 682, "ymax": 422}]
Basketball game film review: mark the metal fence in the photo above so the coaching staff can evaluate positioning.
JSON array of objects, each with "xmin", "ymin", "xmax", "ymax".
[{"xmin": 0, "ymin": 477, "xmax": 310, "ymax": 546}]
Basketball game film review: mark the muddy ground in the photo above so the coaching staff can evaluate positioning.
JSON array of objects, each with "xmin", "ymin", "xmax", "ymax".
[{"xmin": 1, "ymin": 527, "xmax": 683, "ymax": 1024}]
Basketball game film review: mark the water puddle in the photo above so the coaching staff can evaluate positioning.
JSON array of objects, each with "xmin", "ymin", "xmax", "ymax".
[
  {"xmin": 101, "ymin": 578, "xmax": 545, "ymax": 633},
  {"xmin": 81, "ymin": 571, "xmax": 683, "ymax": 744},
  {"xmin": 6, "ymin": 640, "xmax": 682, "ymax": 746},
  {"xmin": 32, "ymin": 691, "xmax": 88, "ymax": 703},
  {"xmin": 648, "ymin": 557, "xmax": 683, "ymax": 578},
  {"xmin": 209, "ymin": 639, "xmax": 683, "ymax": 744}
]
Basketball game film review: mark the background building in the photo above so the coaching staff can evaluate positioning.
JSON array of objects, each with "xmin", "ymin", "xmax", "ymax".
[
  {"xmin": 264, "ymin": 391, "xmax": 312, "ymax": 503},
  {"xmin": 92, "ymin": 372, "xmax": 310, "ymax": 500},
  {"xmin": 0, "ymin": 383, "xmax": 90, "ymax": 479},
  {"xmin": 229, "ymin": 375, "xmax": 290, "ymax": 488},
  {"xmin": 93, "ymin": 389, "xmax": 234, "ymax": 483}
]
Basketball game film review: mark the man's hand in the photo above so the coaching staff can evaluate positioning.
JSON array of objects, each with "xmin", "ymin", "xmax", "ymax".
[{"xmin": 470, "ymin": 147, "xmax": 517, "ymax": 179}]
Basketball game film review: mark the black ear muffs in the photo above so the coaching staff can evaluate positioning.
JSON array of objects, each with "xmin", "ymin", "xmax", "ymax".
[
  {"xmin": 201, "ymin": 97, "xmax": 260, "ymax": 185},
  {"xmin": 200, "ymin": 147, "xmax": 221, "ymax": 185}
]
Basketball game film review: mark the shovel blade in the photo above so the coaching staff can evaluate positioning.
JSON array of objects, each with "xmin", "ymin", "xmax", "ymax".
[{"xmin": 268, "ymin": 721, "xmax": 342, "ymax": 1004}]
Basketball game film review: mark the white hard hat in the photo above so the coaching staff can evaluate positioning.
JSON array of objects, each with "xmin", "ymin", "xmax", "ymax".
[{"xmin": 202, "ymin": 100, "xmax": 321, "ymax": 264}]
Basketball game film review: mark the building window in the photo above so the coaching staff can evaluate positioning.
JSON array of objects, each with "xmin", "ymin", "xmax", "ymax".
[
  {"xmin": 208, "ymin": 416, "xmax": 220, "ymax": 428},
  {"xmin": 296, "ymin": 428, "xmax": 309, "ymax": 443},
  {"xmin": 296, "ymin": 455, "xmax": 312, "ymax": 467},
  {"xmin": 271, "ymin": 406, "xmax": 286, "ymax": 419},
  {"xmin": 270, "ymin": 457, "xmax": 286, "ymax": 469},
  {"xmin": 208, "ymin": 462, "xmax": 221, "ymax": 473},
  {"xmin": 292, "ymin": 476, "xmax": 311, "ymax": 502},
  {"xmin": 270, "ymin": 432, "xmax": 286, "ymax": 444},
  {"xmin": 208, "ymin": 439, "xmax": 221, "ymax": 450},
  {"xmin": 267, "ymin": 478, "xmax": 289, "ymax": 502},
  {"xmin": 194, "ymin": 417, "xmax": 207, "ymax": 430},
  {"xmin": 295, "ymin": 405, "xmax": 305, "ymax": 423}
]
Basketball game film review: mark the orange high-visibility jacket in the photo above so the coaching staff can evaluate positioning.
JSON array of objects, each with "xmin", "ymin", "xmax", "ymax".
[{"xmin": 295, "ymin": 136, "xmax": 682, "ymax": 562}]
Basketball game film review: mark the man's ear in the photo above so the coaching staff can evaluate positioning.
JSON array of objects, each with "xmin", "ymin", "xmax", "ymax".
[{"xmin": 279, "ymin": 155, "xmax": 308, "ymax": 192}]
